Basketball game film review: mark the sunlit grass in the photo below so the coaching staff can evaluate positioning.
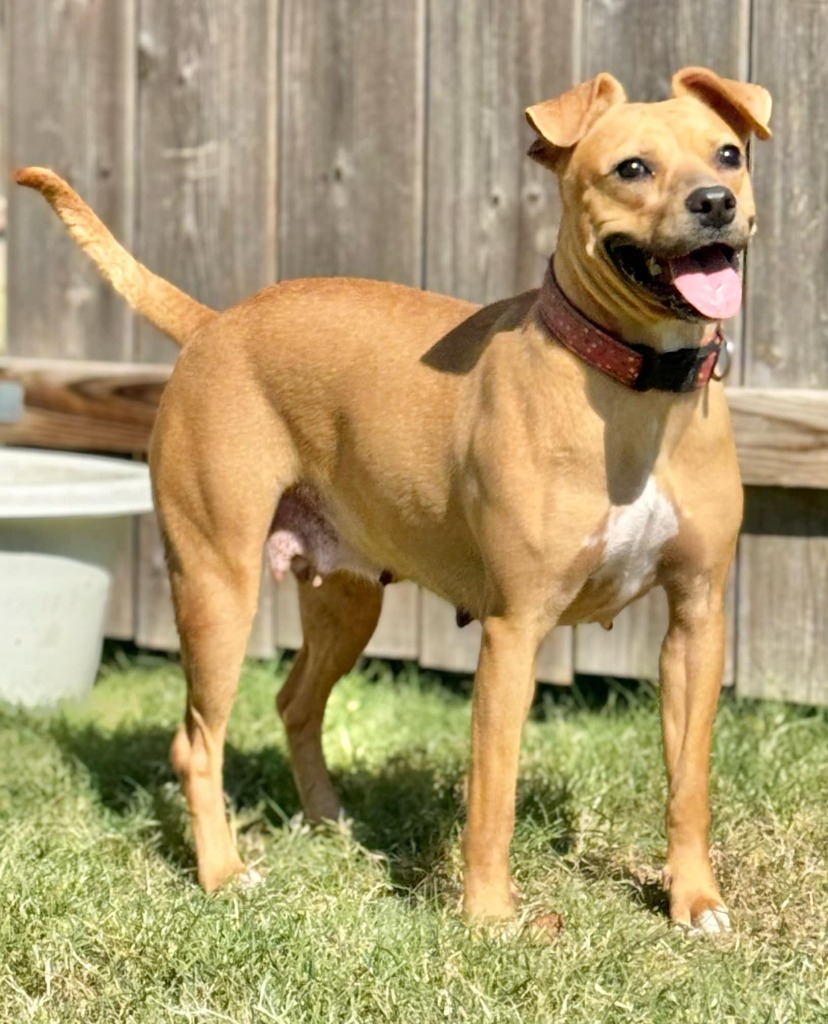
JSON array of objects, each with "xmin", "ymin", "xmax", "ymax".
[{"xmin": 1, "ymin": 651, "xmax": 826, "ymax": 1023}]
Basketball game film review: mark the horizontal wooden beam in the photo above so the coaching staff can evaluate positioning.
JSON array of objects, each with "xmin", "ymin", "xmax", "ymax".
[
  {"xmin": 0, "ymin": 356, "xmax": 169, "ymax": 453},
  {"xmin": 727, "ymin": 387, "xmax": 828, "ymax": 488},
  {"xmin": 3, "ymin": 357, "xmax": 828, "ymax": 488}
]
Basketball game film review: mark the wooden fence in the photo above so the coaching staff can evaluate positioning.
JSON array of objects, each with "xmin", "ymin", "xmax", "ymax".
[{"xmin": 2, "ymin": 0, "xmax": 828, "ymax": 703}]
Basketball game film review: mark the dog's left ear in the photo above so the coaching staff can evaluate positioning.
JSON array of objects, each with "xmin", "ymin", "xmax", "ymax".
[
  {"xmin": 526, "ymin": 73, "xmax": 627, "ymax": 171},
  {"xmin": 672, "ymin": 66, "xmax": 772, "ymax": 140}
]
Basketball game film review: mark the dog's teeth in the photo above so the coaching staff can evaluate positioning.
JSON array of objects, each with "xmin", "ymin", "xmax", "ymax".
[{"xmin": 647, "ymin": 257, "xmax": 663, "ymax": 277}]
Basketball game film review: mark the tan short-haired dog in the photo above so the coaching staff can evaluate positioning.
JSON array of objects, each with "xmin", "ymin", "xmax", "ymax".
[{"xmin": 17, "ymin": 66, "xmax": 771, "ymax": 933}]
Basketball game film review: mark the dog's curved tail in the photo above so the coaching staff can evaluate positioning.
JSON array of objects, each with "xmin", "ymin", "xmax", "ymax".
[{"xmin": 14, "ymin": 167, "xmax": 217, "ymax": 347}]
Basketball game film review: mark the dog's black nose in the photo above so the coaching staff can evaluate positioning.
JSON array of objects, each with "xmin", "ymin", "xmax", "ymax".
[{"xmin": 685, "ymin": 186, "xmax": 737, "ymax": 229}]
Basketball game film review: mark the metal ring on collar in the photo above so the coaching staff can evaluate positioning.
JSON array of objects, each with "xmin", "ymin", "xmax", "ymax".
[{"xmin": 712, "ymin": 337, "xmax": 733, "ymax": 381}]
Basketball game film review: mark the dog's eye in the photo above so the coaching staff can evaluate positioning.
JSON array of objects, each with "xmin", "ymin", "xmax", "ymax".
[
  {"xmin": 717, "ymin": 144, "xmax": 742, "ymax": 169},
  {"xmin": 614, "ymin": 158, "xmax": 653, "ymax": 180}
]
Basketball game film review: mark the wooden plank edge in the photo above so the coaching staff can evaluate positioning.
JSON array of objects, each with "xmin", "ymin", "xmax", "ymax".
[
  {"xmin": 0, "ymin": 355, "xmax": 170, "ymax": 452},
  {"xmin": 728, "ymin": 387, "xmax": 828, "ymax": 487},
  {"xmin": 5, "ymin": 358, "xmax": 828, "ymax": 489}
]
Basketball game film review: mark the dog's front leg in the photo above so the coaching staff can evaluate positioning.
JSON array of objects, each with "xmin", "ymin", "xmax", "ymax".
[
  {"xmin": 463, "ymin": 615, "xmax": 541, "ymax": 920},
  {"xmin": 659, "ymin": 573, "xmax": 731, "ymax": 933}
]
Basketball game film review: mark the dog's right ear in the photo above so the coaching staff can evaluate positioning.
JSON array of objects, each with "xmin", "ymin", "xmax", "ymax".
[
  {"xmin": 672, "ymin": 67, "xmax": 772, "ymax": 141},
  {"xmin": 525, "ymin": 73, "xmax": 627, "ymax": 171}
]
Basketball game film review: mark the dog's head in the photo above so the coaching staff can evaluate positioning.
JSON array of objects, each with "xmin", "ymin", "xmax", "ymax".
[{"xmin": 526, "ymin": 68, "xmax": 771, "ymax": 324}]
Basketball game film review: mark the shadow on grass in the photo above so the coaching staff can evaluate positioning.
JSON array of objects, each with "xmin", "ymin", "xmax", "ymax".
[
  {"xmin": 532, "ymin": 674, "xmax": 659, "ymax": 719},
  {"xmin": 50, "ymin": 654, "xmax": 649, "ymax": 904},
  {"xmin": 361, "ymin": 658, "xmax": 660, "ymax": 720},
  {"xmin": 48, "ymin": 718, "xmax": 578, "ymax": 897},
  {"xmin": 574, "ymin": 850, "xmax": 670, "ymax": 917}
]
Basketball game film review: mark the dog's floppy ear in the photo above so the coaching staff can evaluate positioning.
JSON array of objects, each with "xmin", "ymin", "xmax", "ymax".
[
  {"xmin": 672, "ymin": 66, "xmax": 772, "ymax": 140},
  {"xmin": 525, "ymin": 73, "xmax": 627, "ymax": 170}
]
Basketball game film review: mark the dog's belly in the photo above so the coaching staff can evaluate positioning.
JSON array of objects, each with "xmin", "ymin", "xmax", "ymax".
[
  {"xmin": 267, "ymin": 476, "xmax": 680, "ymax": 631},
  {"xmin": 267, "ymin": 483, "xmax": 482, "ymax": 603},
  {"xmin": 561, "ymin": 477, "xmax": 679, "ymax": 625}
]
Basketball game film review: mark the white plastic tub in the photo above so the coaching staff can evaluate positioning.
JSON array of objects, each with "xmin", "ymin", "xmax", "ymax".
[{"xmin": 0, "ymin": 447, "xmax": 153, "ymax": 707}]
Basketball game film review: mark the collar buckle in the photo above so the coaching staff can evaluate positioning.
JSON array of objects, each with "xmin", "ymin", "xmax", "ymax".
[{"xmin": 631, "ymin": 340, "xmax": 718, "ymax": 393}]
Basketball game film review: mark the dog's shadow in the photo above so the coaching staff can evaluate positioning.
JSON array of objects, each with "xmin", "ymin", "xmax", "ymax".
[
  {"xmin": 574, "ymin": 850, "xmax": 670, "ymax": 917},
  {"xmin": 50, "ymin": 718, "xmax": 577, "ymax": 895}
]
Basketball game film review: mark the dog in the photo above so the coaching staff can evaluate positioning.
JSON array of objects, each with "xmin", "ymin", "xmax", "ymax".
[{"xmin": 16, "ymin": 65, "xmax": 771, "ymax": 933}]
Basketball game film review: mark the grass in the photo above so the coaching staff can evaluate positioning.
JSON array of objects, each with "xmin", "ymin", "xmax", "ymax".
[{"xmin": 1, "ymin": 652, "xmax": 827, "ymax": 1023}]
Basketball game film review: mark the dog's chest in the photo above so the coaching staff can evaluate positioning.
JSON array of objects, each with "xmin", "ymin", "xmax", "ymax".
[{"xmin": 578, "ymin": 477, "xmax": 679, "ymax": 618}]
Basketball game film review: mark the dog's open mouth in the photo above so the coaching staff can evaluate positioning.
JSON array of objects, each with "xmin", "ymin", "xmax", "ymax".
[{"xmin": 604, "ymin": 237, "xmax": 742, "ymax": 320}]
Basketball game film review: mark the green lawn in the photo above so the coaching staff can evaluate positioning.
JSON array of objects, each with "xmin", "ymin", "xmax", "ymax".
[{"xmin": 2, "ymin": 652, "xmax": 827, "ymax": 1023}]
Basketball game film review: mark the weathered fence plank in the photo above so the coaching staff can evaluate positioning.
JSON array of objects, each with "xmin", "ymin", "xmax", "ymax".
[
  {"xmin": 419, "ymin": 592, "xmax": 572, "ymax": 685},
  {"xmin": 134, "ymin": 514, "xmax": 177, "ymax": 652},
  {"xmin": 7, "ymin": 0, "xmax": 135, "ymax": 361},
  {"xmin": 419, "ymin": 592, "xmax": 482, "ymax": 676},
  {"xmin": 581, "ymin": 0, "xmax": 750, "ymax": 98},
  {"xmin": 6, "ymin": 0, "xmax": 137, "ymax": 636},
  {"xmin": 134, "ymin": 511, "xmax": 277, "ymax": 659},
  {"xmin": 727, "ymin": 389, "xmax": 828, "ymax": 488},
  {"xmin": 278, "ymin": 0, "xmax": 426, "ymax": 659},
  {"xmin": 575, "ymin": 596, "xmax": 668, "ymax": 682},
  {"xmin": 105, "ymin": 519, "xmax": 135, "ymax": 641},
  {"xmin": 576, "ymin": 576, "xmax": 737, "ymax": 684},
  {"xmin": 737, "ymin": 0, "xmax": 828, "ymax": 702},
  {"xmin": 0, "ymin": 0, "xmax": 7, "ymax": 354},
  {"xmin": 738, "ymin": 489, "xmax": 828, "ymax": 704},
  {"xmin": 424, "ymin": 0, "xmax": 574, "ymax": 304},
  {"xmin": 135, "ymin": 0, "xmax": 278, "ymax": 362},
  {"xmin": 422, "ymin": 0, "xmax": 580, "ymax": 683},
  {"xmin": 0, "ymin": 0, "xmax": 6, "ymax": 182},
  {"xmin": 275, "ymin": 576, "xmax": 421, "ymax": 660},
  {"xmin": 574, "ymin": 0, "xmax": 750, "ymax": 681},
  {"xmin": 134, "ymin": 0, "xmax": 279, "ymax": 654},
  {"xmin": 279, "ymin": 0, "xmax": 425, "ymax": 284}
]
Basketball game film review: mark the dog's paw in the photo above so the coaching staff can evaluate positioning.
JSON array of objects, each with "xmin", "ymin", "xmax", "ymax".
[
  {"xmin": 237, "ymin": 865, "xmax": 265, "ymax": 889},
  {"xmin": 665, "ymin": 864, "xmax": 731, "ymax": 937},
  {"xmin": 671, "ymin": 896, "xmax": 732, "ymax": 937},
  {"xmin": 691, "ymin": 904, "xmax": 731, "ymax": 935}
]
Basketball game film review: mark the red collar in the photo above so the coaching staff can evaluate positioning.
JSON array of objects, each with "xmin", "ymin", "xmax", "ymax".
[{"xmin": 536, "ymin": 260, "xmax": 724, "ymax": 393}]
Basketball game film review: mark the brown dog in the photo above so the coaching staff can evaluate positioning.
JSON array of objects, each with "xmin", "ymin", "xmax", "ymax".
[{"xmin": 17, "ymin": 65, "xmax": 771, "ymax": 933}]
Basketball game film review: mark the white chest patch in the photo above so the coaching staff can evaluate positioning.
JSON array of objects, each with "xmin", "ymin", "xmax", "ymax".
[{"xmin": 590, "ymin": 476, "xmax": 679, "ymax": 606}]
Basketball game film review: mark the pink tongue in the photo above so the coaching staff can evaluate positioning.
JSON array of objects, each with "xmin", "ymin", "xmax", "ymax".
[{"xmin": 669, "ymin": 248, "xmax": 742, "ymax": 319}]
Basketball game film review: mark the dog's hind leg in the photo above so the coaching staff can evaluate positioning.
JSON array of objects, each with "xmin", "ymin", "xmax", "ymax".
[
  {"xmin": 167, "ymin": 529, "xmax": 280, "ymax": 890},
  {"xmin": 156, "ymin": 387, "xmax": 296, "ymax": 891},
  {"xmin": 277, "ymin": 573, "xmax": 383, "ymax": 822},
  {"xmin": 168, "ymin": 555, "xmax": 261, "ymax": 891}
]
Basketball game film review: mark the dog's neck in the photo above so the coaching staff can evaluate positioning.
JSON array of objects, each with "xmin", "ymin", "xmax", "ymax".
[
  {"xmin": 551, "ymin": 245, "xmax": 719, "ymax": 355},
  {"xmin": 539, "ymin": 256, "xmax": 723, "ymax": 394}
]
